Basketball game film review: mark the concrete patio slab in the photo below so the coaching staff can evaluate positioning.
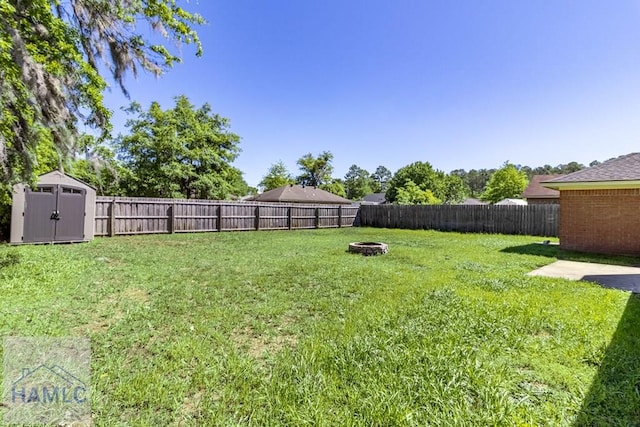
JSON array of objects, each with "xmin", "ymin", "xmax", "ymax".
[{"xmin": 528, "ymin": 260, "xmax": 640, "ymax": 293}]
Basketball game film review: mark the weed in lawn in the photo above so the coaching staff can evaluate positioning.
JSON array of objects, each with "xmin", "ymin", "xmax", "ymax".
[{"xmin": 0, "ymin": 251, "xmax": 20, "ymax": 269}]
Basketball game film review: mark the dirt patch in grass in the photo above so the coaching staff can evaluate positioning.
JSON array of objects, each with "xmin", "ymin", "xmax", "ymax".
[
  {"xmin": 532, "ymin": 329, "xmax": 553, "ymax": 339},
  {"xmin": 173, "ymin": 389, "xmax": 207, "ymax": 426},
  {"xmin": 77, "ymin": 288, "xmax": 150, "ymax": 333},
  {"xmin": 521, "ymin": 381, "xmax": 551, "ymax": 394},
  {"xmin": 231, "ymin": 324, "xmax": 298, "ymax": 360},
  {"xmin": 121, "ymin": 287, "xmax": 150, "ymax": 304}
]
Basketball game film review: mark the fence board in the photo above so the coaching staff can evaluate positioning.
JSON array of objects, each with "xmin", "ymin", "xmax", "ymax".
[
  {"xmin": 95, "ymin": 197, "xmax": 357, "ymax": 236},
  {"xmin": 359, "ymin": 204, "xmax": 558, "ymax": 237}
]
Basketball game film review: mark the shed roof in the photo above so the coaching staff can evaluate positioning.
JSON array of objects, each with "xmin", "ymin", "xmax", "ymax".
[
  {"xmin": 252, "ymin": 185, "xmax": 352, "ymax": 204},
  {"xmin": 542, "ymin": 153, "xmax": 640, "ymax": 190},
  {"xmin": 521, "ymin": 175, "xmax": 563, "ymax": 199},
  {"xmin": 38, "ymin": 170, "xmax": 96, "ymax": 190}
]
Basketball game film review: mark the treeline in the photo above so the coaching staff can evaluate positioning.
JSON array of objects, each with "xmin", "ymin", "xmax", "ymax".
[
  {"xmin": 450, "ymin": 161, "xmax": 596, "ymax": 198},
  {"xmin": 260, "ymin": 156, "xmax": 597, "ymax": 206}
]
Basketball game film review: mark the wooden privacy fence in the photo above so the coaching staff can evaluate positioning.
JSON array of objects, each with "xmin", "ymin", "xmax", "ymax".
[
  {"xmin": 359, "ymin": 204, "xmax": 559, "ymax": 237},
  {"xmin": 95, "ymin": 197, "xmax": 359, "ymax": 236}
]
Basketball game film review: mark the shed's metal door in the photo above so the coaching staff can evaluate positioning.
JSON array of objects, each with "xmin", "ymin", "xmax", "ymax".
[
  {"xmin": 23, "ymin": 186, "xmax": 57, "ymax": 243},
  {"xmin": 22, "ymin": 185, "xmax": 86, "ymax": 243}
]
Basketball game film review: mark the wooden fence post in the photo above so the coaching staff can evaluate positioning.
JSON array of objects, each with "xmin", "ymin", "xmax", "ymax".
[
  {"xmin": 217, "ymin": 204, "xmax": 223, "ymax": 232},
  {"xmin": 109, "ymin": 198, "xmax": 116, "ymax": 237},
  {"xmin": 168, "ymin": 202, "xmax": 176, "ymax": 233},
  {"xmin": 315, "ymin": 207, "xmax": 320, "ymax": 229},
  {"xmin": 288, "ymin": 206, "xmax": 292, "ymax": 230},
  {"xmin": 255, "ymin": 205, "xmax": 260, "ymax": 230},
  {"xmin": 338, "ymin": 205, "xmax": 342, "ymax": 228}
]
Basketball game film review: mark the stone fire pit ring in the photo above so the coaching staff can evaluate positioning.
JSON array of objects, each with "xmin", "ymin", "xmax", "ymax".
[{"xmin": 348, "ymin": 242, "xmax": 388, "ymax": 256}]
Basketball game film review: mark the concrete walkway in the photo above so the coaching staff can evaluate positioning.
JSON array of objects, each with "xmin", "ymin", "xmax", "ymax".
[{"xmin": 528, "ymin": 260, "xmax": 640, "ymax": 293}]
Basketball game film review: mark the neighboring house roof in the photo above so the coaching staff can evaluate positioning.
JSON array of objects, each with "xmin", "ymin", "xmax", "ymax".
[
  {"xmin": 252, "ymin": 185, "xmax": 352, "ymax": 204},
  {"xmin": 361, "ymin": 193, "xmax": 386, "ymax": 204},
  {"xmin": 460, "ymin": 198, "xmax": 487, "ymax": 205},
  {"xmin": 521, "ymin": 175, "xmax": 563, "ymax": 199},
  {"xmin": 495, "ymin": 198, "xmax": 528, "ymax": 206},
  {"xmin": 542, "ymin": 153, "xmax": 640, "ymax": 190}
]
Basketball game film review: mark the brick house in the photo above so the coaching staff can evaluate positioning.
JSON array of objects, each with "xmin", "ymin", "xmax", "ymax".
[
  {"xmin": 542, "ymin": 153, "xmax": 640, "ymax": 255},
  {"xmin": 521, "ymin": 174, "xmax": 563, "ymax": 204}
]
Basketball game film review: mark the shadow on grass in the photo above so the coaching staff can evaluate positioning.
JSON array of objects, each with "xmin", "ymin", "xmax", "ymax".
[
  {"xmin": 501, "ymin": 244, "xmax": 640, "ymax": 267},
  {"xmin": 500, "ymin": 243, "xmax": 559, "ymax": 258},
  {"xmin": 574, "ymin": 293, "xmax": 640, "ymax": 426}
]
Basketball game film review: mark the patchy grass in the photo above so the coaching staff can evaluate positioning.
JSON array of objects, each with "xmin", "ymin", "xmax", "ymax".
[{"xmin": 0, "ymin": 228, "xmax": 638, "ymax": 425}]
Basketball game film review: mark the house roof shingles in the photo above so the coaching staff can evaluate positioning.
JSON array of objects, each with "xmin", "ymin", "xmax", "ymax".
[
  {"xmin": 522, "ymin": 174, "xmax": 563, "ymax": 198},
  {"xmin": 543, "ymin": 153, "xmax": 640, "ymax": 184},
  {"xmin": 252, "ymin": 185, "xmax": 352, "ymax": 204},
  {"xmin": 362, "ymin": 193, "xmax": 386, "ymax": 204}
]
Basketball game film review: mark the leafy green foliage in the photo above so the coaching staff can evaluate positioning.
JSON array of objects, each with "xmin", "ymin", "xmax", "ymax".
[
  {"xmin": 371, "ymin": 165, "xmax": 392, "ymax": 193},
  {"xmin": 344, "ymin": 164, "xmax": 373, "ymax": 200},
  {"xmin": 296, "ymin": 151, "xmax": 334, "ymax": 187},
  {"xmin": 259, "ymin": 160, "xmax": 295, "ymax": 191},
  {"xmin": 395, "ymin": 179, "xmax": 440, "ymax": 204},
  {"xmin": 319, "ymin": 178, "xmax": 347, "ymax": 198},
  {"xmin": 386, "ymin": 161, "xmax": 465, "ymax": 204},
  {"xmin": 443, "ymin": 174, "xmax": 467, "ymax": 204},
  {"xmin": 69, "ymin": 149, "xmax": 130, "ymax": 197},
  {"xmin": 453, "ymin": 162, "xmax": 589, "ymax": 198},
  {"xmin": 0, "ymin": 0, "xmax": 203, "ymax": 185},
  {"xmin": 116, "ymin": 95, "xmax": 244, "ymax": 199},
  {"xmin": 482, "ymin": 163, "xmax": 529, "ymax": 204}
]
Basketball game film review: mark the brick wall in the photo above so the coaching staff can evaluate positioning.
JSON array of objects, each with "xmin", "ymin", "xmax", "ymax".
[{"xmin": 559, "ymin": 188, "xmax": 640, "ymax": 255}]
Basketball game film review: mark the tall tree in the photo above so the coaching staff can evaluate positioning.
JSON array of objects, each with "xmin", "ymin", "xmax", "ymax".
[
  {"xmin": 69, "ymin": 144, "xmax": 130, "ymax": 196},
  {"xmin": 442, "ymin": 174, "xmax": 467, "ymax": 204},
  {"xmin": 481, "ymin": 163, "xmax": 528, "ymax": 203},
  {"xmin": 259, "ymin": 160, "xmax": 295, "ymax": 191},
  {"xmin": 296, "ymin": 151, "xmax": 334, "ymax": 187},
  {"xmin": 0, "ymin": 0, "xmax": 203, "ymax": 185},
  {"xmin": 450, "ymin": 169, "xmax": 472, "ymax": 198},
  {"xmin": 371, "ymin": 165, "xmax": 392, "ymax": 193},
  {"xmin": 557, "ymin": 161, "xmax": 584, "ymax": 174},
  {"xmin": 344, "ymin": 164, "xmax": 373, "ymax": 200},
  {"xmin": 117, "ymin": 95, "xmax": 242, "ymax": 199},
  {"xmin": 386, "ymin": 161, "xmax": 444, "ymax": 203},
  {"xmin": 465, "ymin": 168, "xmax": 494, "ymax": 198},
  {"xmin": 320, "ymin": 178, "xmax": 347, "ymax": 198},
  {"xmin": 395, "ymin": 180, "xmax": 440, "ymax": 205}
]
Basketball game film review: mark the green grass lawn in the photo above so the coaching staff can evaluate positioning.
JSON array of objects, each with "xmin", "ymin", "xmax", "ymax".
[{"xmin": 1, "ymin": 228, "xmax": 639, "ymax": 426}]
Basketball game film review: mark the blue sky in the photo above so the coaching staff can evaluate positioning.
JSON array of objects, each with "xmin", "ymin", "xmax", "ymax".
[{"xmin": 101, "ymin": 1, "xmax": 640, "ymax": 188}]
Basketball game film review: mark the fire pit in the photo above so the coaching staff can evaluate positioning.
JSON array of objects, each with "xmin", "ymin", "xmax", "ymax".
[{"xmin": 348, "ymin": 242, "xmax": 388, "ymax": 256}]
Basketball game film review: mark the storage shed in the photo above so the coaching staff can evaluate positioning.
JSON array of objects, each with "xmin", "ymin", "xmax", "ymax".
[{"xmin": 10, "ymin": 171, "xmax": 96, "ymax": 244}]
